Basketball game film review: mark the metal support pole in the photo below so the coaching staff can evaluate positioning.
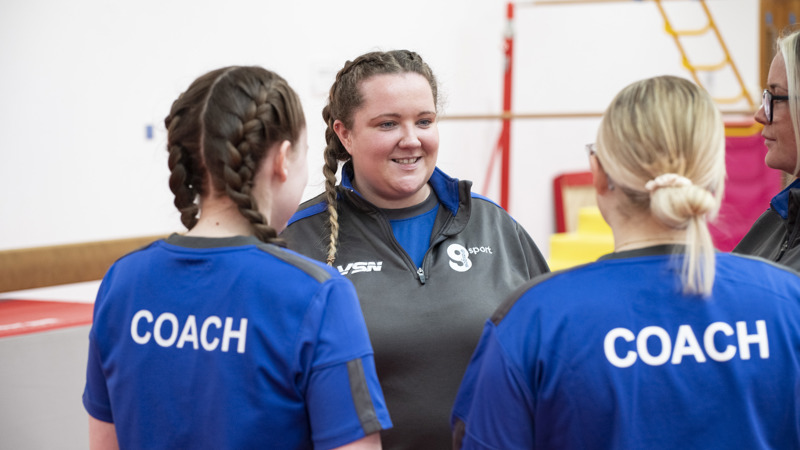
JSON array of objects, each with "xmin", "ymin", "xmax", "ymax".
[{"xmin": 500, "ymin": 1, "xmax": 514, "ymax": 211}]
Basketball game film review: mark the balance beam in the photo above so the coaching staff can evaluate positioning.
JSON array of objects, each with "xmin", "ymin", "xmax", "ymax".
[{"xmin": 0, "ymin": 235, "xmax": 167, "ymax": 293}]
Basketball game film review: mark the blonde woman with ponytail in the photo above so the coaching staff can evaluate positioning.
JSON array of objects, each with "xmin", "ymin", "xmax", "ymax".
[
  {"xmin": 452, "ymin": 76, "xmax": 800, "ymax": 450},
  {"xmin": 735, "ymin": 28, "xmax": 800, "ymax": 270},
  {"xmin": 281, "ymin": 49, "xmax": 549, "ymax": 450}
]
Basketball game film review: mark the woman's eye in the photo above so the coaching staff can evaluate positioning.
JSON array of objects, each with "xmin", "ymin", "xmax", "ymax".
[
  {"xmin": 379, "ymin": 122, "xmax": 396, "ymax": 129},
  {"xmin": 418, "ymin": 119, "xmax": 433, "ymax": 127}
]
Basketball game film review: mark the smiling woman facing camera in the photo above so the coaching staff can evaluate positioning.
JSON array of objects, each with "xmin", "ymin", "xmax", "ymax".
[
  {"xmin": 281, "ymin": 50, "xmax": 549, "ymax": 449},
  {"xmin": 83, "ymin": 66, "xmax": 390, "ymax": 450},
  {"xmin": 451, "ymin": 76, "xmax": 800, "ymax": 449},
  {"xmin": 734, "ymin": 29, "xmax": 800, "ymax": 270}
]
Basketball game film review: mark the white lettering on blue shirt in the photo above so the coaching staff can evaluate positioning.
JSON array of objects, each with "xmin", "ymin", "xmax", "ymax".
[
  {"xmin": 131, "ymin": 309, "xmax": 247, "ymax": 354},
  {"xmin": 604, "ymin": 320, "xmax": 768, "ymax": 368}
]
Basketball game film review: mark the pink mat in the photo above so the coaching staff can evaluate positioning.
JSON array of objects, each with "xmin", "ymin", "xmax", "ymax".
[{"xmin": 710, "ymin": 133, "xmax": 783, "ymax": 251}]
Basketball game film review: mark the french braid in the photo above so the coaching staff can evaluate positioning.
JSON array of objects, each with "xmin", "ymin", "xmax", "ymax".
[
  {"xmin": 164, "ymin": 66, "xmax": 305, "ymax": 244},
  {"xmin": 165, "ymin": 117, "xmax": 201, "ymax": 230}
]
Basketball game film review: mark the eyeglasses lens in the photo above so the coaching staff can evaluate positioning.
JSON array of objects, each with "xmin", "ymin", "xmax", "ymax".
[{"xmin": 763, "ymin": 90, "xmax": 773, "ymax": 124}]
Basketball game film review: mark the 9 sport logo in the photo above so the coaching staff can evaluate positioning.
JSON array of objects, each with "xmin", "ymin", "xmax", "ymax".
[{"xmin": 447, "ymin": 243, "xmax": 492, "ymax": 272}]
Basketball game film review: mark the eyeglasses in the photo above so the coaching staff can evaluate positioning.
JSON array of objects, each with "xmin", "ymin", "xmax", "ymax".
[
  {"xmin": 762, "ymin": 89, "xmax": 789, "ymax": 124},
  {"xmin": 584, "ymin": 143, "xmax": 615, "ymax": 190}
]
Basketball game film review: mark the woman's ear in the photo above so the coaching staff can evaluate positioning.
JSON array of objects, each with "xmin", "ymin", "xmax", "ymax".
[
  {"xmin": 590, "ymin": 154, "xmax": 614, "ymax": 194},
  {"xmin": 332, "ymin": 120, "xmax": 352, "ymax": 153},
  {"xmin": 272, "ymin": 140, "xmax": 292, "ymax": 183}
]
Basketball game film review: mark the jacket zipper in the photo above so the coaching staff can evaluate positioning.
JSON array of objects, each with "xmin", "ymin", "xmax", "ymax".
[
  {"xmin": 777, "ymin": 238, "xmax": 790, "ymax": 261},
  {"xmin": 352, "ymin": 189, "xmax": 454, "ymax": 287},
  {"xmin": 370, "ymin": 206, "xmax": 428, "ymax": 285},
  {"xmin": 415, "ymin": 212, "xmax": 455, "ymax": 285}
]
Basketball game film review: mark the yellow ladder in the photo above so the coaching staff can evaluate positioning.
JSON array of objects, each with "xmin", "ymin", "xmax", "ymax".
[{"xmin": 654, "ymin": 0, "xmax": 755, "ymax": 109}]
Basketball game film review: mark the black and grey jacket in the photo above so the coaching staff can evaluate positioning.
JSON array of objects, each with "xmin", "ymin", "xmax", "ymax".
[
  {"xmin": 734, "ymin": 178, "xmax": 800, "ymax": 271},
  {"xmin": 281, "ymin": 163, "xmax": 549, "ymax": 450}
]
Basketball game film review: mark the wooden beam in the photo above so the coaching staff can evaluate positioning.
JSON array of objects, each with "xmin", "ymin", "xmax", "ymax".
[{"xmin": 0, "ymin": 235, "xmax": 168, "ymax": 293}]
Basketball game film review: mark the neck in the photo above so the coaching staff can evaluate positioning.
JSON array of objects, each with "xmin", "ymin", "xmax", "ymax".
[
  {"xmin": 353, "ymin": 180, "xmax": 432, "ymax": 209},
  {"xmin": 184, "ymin": 196, "xmax": 254, "ymax": 238},
  {"xmin": 608, "ymin": 213, "xmax": 686, "ymax": 253},
  {"xmin": 614, "ymin": 235, "xmax": 686, "ymax": 252}
]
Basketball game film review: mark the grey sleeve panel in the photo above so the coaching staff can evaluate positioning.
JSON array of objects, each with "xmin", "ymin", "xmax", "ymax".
[
  {"xmin": 346, "ymin": 358, "xmax": 383, "ymax": 435},
  {"xmin": 254, "ymin": 241, "xmax": 336, "ymax": 284}
]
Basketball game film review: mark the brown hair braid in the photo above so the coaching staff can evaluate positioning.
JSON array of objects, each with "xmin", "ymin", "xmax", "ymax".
[
  {"xmin": 164, "ymin": 66, "xmax": 305, "ymax": 244},
  {"xmin": 321, "ymin": 50, "xmax": 438, "ymax": 265}
]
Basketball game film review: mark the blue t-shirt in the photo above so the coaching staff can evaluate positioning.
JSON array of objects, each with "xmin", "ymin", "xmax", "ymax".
[
  {"xmin": 452, "ymin": 246, "xmax": 800, "ymax": 449},
  {"xmin": 83, "ymin": 234, "xmax": 391, "ymax": 449},
  {"xmin": 383, "ymin": 191, "xmax": 440, "ymax": 268}
]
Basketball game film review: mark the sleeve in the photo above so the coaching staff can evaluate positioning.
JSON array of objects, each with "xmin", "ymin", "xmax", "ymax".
[
  {"xmin": 83, "ymin": 331, "xmax": 113, "ymax": 422},
  {"xmin": 304, "ymin": 276, "xmax": 392, "ymax": 450},
  {"xmin": 82, "ymin": 277, "xmax": 114, "ymax": 422},
  {"xmin": 515, "ymin": 220, "xmax": 550, "ymax": 277},
  {"xmin": 452, "ymin": 321, "xmax": 535, "ymax": 450}
]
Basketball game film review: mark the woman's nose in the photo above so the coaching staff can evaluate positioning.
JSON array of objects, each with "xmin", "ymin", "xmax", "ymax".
[
  {"xmin": 754, "ymin": 104, "xmax": 767, "ymax": 125},
  {"xmin": 399, "ymin": 126, "xmax": 421, "ymax": 148}
]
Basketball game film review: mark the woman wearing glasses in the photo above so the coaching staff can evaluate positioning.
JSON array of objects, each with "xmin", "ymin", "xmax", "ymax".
[
  {"xmin": 451, "ymin": 75, "xmax": 800, "ymax": 449},
  {"xmin": 734, "ymin": 29, "xmax": 800, "ymax": 269}
]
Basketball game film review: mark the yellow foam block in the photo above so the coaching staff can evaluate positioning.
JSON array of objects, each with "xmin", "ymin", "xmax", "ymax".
[
  {"xmin": 576, "ymin": 207, "xmax": 611, "ymax": 234},
  {"xmin": 549, "ymin": 233, "xmax": 614, "ymax": 261},
  {"xmin": 548, "ymin": 206, "xmax": 614, "ymax": 270}
]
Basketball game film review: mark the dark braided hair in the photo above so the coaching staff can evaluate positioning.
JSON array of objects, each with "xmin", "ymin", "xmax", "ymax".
[
  {"xmin": 321, "ymin": 50, "xmax": 438, "ymax": 264},
  {"xmin": 164, "ymin": 66, "xmax": 305, "ymax": 244}
]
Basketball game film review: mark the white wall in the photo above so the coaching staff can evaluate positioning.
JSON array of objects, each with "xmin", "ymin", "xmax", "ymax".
[{"xmin": 0, "ymin": 0, "xmax": 759, "ymax": 258}]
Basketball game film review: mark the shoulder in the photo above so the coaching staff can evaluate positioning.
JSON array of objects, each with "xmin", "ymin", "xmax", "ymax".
[
  {"xmin": 464, "ymin": 191, "xmax": 511, "ymax": 220},
  {"xmin": 738, "ymin": 207, "xmax": 784, "ymax": 237},
  {"xmin": 467, "ymin": 192, "xmax": 520, "ymax": 223},
  {"xmin": 103, "ymin": 239, "xmax": 166, "ymax": 276},
  {"xmin": 470, "ymin": 192, "xmax": 501, "ymax": 208},
  {"xmin": 287, "ymin": 192, "xmax": 329, "ymax": 227},
  {"xmin": 718, "ymin": 251, "xmax": 794, "ymax": 271},
  {"xmin": 716, "ymin": 252, "xmax": 800, "ymax": 291},
  {"xmin": 254, "ymin": 243, "xmax": 341, "ymax": 283},
  {"xmin": 490, "ymin": 263, "xmax": 595, "ymax": 325}
]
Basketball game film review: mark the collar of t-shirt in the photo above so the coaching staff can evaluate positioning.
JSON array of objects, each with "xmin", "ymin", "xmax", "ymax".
[{"xmin": 380, "ymin": 189, "xmax": 440, "ymax": 268}]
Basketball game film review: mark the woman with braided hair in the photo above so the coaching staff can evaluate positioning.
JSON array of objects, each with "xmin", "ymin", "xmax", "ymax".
[
  {"xmin": 83, "ymin": 66, "xmax": 391, "ymax": 449},
  {"xmin": 280, "ymin": 50, "xmax": 549, "ymax": 449},
  {"xmin": 451, "ymin": 76, "xmax": 800, "ymax": 449}
]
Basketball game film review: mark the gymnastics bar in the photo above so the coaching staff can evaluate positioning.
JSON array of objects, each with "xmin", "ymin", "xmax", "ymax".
[
  {"xmin": 439, "ymin": 110, "xmax": 755, "ymax": 121},
  {"xmin": 0, "ymin": 235, "xmax": 167, "ymax": 293},
  {"xmin": 516, "ymin": 0, "xmax": 686, "ymax": 6}
]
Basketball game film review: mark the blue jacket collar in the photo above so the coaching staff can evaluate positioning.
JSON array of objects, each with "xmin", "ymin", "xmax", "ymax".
[
  {"xmin": 771, "ymin": 178, "xmax": 800, "ymax": 219},
  {"xmin": 341, "ymin": 162, "xmax": 461, "ymax": 215}
]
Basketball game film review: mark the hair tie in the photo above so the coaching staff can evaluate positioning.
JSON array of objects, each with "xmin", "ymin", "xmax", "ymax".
[{"xmin": 644, "ymin": 173, "xmax": 692, "ymax": 192}]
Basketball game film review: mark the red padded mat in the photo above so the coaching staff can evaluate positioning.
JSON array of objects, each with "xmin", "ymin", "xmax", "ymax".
[{"xmin": 0, "ymin": 300, "xmax": 93, "ymax": 338}]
